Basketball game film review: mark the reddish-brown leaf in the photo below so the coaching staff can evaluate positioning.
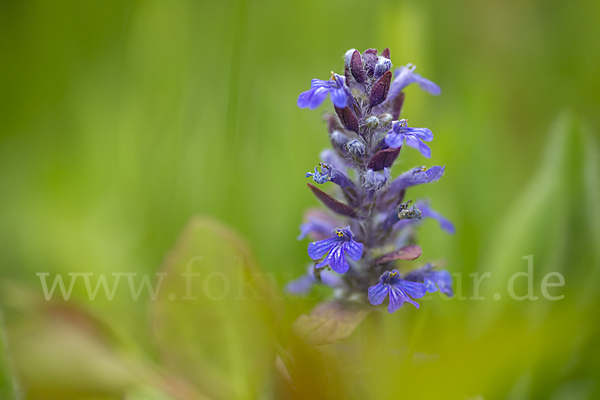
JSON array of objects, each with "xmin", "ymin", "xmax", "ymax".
[
  {"xmin": 367, "ymin": 147, "xmax": 401, "ymax": 171},
  {"xmin": 373, "ymin": 244, "xmax": 422, "ymax": 265},
  {"xmin": 334, "ymin": 106, "xmax": 359, "ymax": 133},
  {"xmin": 292, "ymin": 301, "xmax": 371, "ymax": 346},
  {"xmin": 350, "ymin": 50, "xmax": 365, "ymax": 83},
  {"xmin": 370, "ymin": 70, "xmax": 392, "ymax": 107},
  {"xmin": 307, "ymin": 183, "xmax": 358, "ymax": 218},
  {"xmin": 391, "ymin": 92, "xmax": 405, "ymax": 120}
]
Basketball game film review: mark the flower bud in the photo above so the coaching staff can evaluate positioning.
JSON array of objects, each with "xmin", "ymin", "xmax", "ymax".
[
  {"xmin": 374, "ymin": 57, "xmax": 393, "ymax": 79},
  {"xmin": 330, "ymin": 130, "xmax": 349, "ymax": 146},
  {"xmin": 379, "ymin": 113, "xmax": 393, "ymax": 127},
  {"xmin": 364, "ymin": 116, "xmax": 379, "ymax": 129},
  {"xmin": 344, "ymin": 49, "xmax": 357, "ymax": 68},
  {"xmin": 362, "ymin": 49, "xmax": 378, "ymax": 77},
  {"xmin": 345, "ymin": 139, "xmax": 365, "ymax": 157}
]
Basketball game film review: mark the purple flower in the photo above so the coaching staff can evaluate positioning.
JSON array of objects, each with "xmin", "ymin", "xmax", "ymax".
[
  {"xmin": 308, "ymin": 226, "xmax": 363, "ymax": 274},
  {"xmin": 405, "ymin": 264, "xmax": 454, "ymax": 297},
  {"xmin": 285, "ymin": 265, "xmax": 344, "ymax": 296},
  {"xmin": 319, "ymin": 149, "xmax": 347, "ymax": 172},
  {"xmin": 305, "ymin": 162, "xmax": 355, "ymax": 189},
  {"xmin": 305, "ymin": 165, "xmax": 330, "ymax": 184},
  {"xmin": 298, "ymin": 73, "xmax": 349, "ymax": 109},
  {"xmin": 385, "ymin": 119, "xmax": 434, "ymax": 158},
  {"xmin": 368, "ymin": 269, "xmax": 427, "ymax": 312},
  {"xmin": 389, "ymin": 165, "xmax": 445, "ymax": 192},
  {"xmin": 298, "ymin": 209, "xmax": 341, "ymax": 241},
  {"xmin": 383, "ymin": 166, "xmax": 445, "ymax": 205},
  {"xmin": 384, "ymin": 64, "xmax": 441, "ymax": 106},
  {"xmin": 416, "ymin": 201, "xmax": 455, "ymax": 234},
  {"xmin": 298, "ymin": 220, "xmax": 328, "ymax": 241}
]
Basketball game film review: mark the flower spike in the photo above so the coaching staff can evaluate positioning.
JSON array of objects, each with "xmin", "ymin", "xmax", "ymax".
[{"xmin": 291, "ymin": 48, "xmax": 453, "ymax": 323}]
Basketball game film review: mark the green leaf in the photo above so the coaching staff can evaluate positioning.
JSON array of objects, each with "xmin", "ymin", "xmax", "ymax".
[
  {"xmin": 151, "ymin": 216, "xmax": 277, "ymax": 400},
  {"xmin": 292, "ymin": 301, "xmax": 371, "ymax": 346},
  {"xmin": 9, "ymin": 305, "xmax": 136, "ymax": 398}
]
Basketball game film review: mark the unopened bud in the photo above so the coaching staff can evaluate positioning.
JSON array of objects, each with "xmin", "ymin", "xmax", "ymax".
[
  {"xmin": 364, "ymin": 116, "xmax": 379, "ymax": 129},
  {"xmin": 330, "ymin": 130, "xmax": 349, "ymax": 146},
  {"xmin": 374, "ymin": 57, "xmax": 393, "ymax": 78},
  {"xmin": 344, "ymin": 48, "xmax": 357, "ymax": 68},
  {"xmin": 379, "ymin": 113, "xmax": 393, "ymax": 126},
  {"xmin": 345, "ymin": 139, "xmax": 365, "ymax": 157}
]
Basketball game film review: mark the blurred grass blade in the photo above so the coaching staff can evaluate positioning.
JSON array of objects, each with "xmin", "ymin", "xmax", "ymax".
[
  {"xmin": 580, "ymin": 127, "xmax": 600, "ymax": 302},
  {"xmin": 470, "ymin": 114, "xmax": 573, "ymax": 334}
]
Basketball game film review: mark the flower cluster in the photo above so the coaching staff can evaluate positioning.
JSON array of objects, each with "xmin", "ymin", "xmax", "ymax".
[{"xmin": 287, "ymin": 48, "xmax": 454, "ymax": 313}]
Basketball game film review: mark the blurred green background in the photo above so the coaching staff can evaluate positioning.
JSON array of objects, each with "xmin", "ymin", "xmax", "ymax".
[{"xmin": 1, "ymin": 0, "xmax": 599, "ymax": 399}]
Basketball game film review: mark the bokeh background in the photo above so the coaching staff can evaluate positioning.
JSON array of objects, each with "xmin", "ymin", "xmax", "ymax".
[{"xmin": 1, "ymin": 0, "xmax": 599, "ymax": 399}]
